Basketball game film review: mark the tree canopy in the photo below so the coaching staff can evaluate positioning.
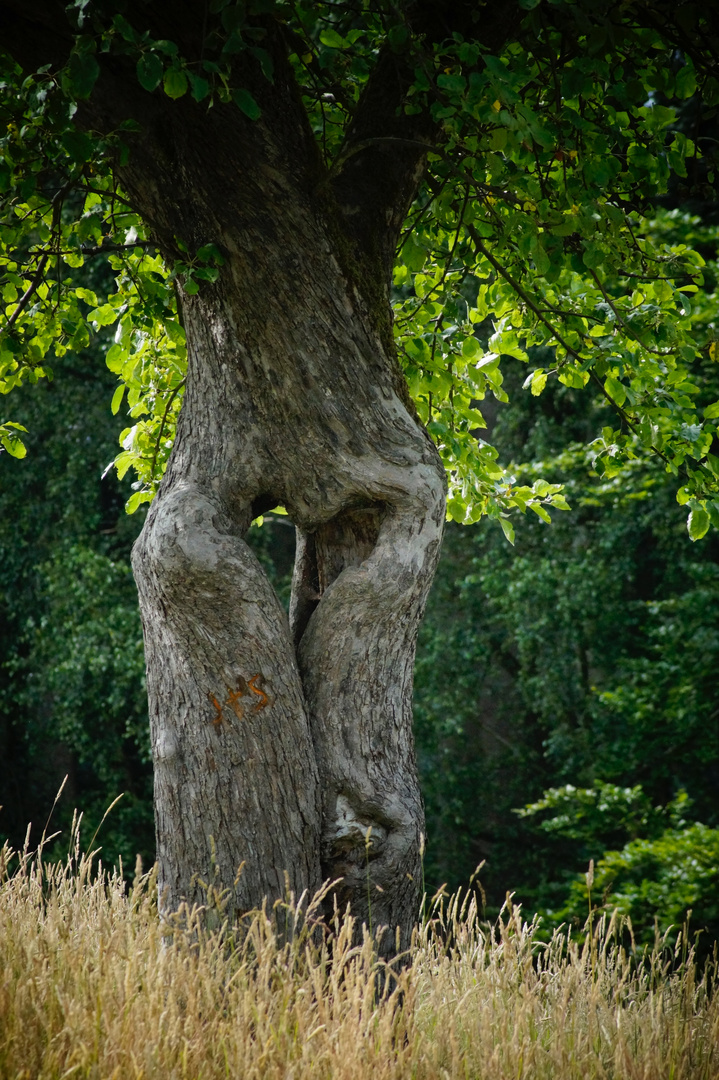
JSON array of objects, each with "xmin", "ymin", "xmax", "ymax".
[{"xmin": 2, "ymin": 0, "xmax": 719, "ymax": 538}]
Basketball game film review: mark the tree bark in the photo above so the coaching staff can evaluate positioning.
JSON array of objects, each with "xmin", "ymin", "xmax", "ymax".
[{"xmin": 129, "ymin": 120, "xmax": 445, "ymax": 940}]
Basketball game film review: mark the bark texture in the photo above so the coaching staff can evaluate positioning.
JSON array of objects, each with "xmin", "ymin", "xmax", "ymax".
[{"xmin": 3, "ymin": 1, "xmax": 449, "ymax": 947}]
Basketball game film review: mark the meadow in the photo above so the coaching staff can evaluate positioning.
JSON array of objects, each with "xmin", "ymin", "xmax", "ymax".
[{"xmin": 1, "ymin": 823, "xmax": 718, "ymax": 1080}]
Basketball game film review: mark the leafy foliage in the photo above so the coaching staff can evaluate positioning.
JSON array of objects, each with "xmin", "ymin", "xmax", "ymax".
[
  {"xmin": 391, "ymin": 25, "xmax": 718, "ymax": 532},
  {"xmin": 1, "ymin": 2, "xmax": 719, "ymax": 532},
  {"xmin": 413, "ymin": 321, "xmax": 719, "ymax": 941},
  {"xmin": 0, "ymin": 345, "xmax": 153, "ymax": 867},
  {"xmin": 517, "ymin": 782, "xmax": 670, "ymax": 845},
  {"xmin": 519, "ymin": 784, "xmax": 719, "ymax": 950},
  {"xmin": 18, "ymin": 543, "xmax": 152, "ymax": 861}
]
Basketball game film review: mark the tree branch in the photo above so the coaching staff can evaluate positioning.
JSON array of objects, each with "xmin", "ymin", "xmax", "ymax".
[
  {"xmin": 329, "ymin": 46, "xmax": 438, "ymax": 282},
  {"xmin": 150, "ymin": 378, "xmax": 186, "ymax": 482},
  {"xmin": 3, "ymin": 254, "xmax": 48, "ymax": 331},
  {"xmin": 328, "ymin": 0, "xmax": 523, "ymax": 283}
]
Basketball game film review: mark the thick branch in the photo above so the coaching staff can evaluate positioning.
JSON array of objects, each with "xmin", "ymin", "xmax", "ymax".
[
  {"xmin": 0, "ymin": 2, "xmax": 321, "ymax": 263},
  {"xmin": 329, "ymin": 47, "xmax": 438, "ymax": 282},
  {"xmin": 328, "ymin": 1, "xmax": 523, "ymax": 283}
]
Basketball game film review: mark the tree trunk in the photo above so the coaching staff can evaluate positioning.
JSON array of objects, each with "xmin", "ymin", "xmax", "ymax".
[
  {"xmin": 134, "ymin": 272, "xmax": 444, "ymax": 935},
  {"xmin": 104, "ymin": 66, "xmax": 447, "ymax": 947},
  {"xmin": 132, "ymin": 194, "xmax": 445, "ymax": 943}
]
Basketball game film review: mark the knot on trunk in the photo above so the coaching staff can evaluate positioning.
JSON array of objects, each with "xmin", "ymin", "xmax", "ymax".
[{"xmin": 329, "ymin": 793, "xmax": 388, "ymax": 858}]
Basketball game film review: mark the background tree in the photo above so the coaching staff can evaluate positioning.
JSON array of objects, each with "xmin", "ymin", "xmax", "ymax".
[
  {"xmin": 0, "ymin": 342, "xmax": 152, "ymax": 866},
  {"xmin": 2, "ymin": 0, "xmax": 719, "ymax": 947},
  {"xmin": 414, "ymin": 204, "xmax": 719, "ymax": 944}
]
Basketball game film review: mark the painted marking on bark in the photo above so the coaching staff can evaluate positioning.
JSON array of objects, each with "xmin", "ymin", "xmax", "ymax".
[
  {"xmin": 247, "ymin": 674, "xmax": 270, "ymax": 711},
  {"xmin": 208, "ymin": 692, "xmax": 226, "ymax": 730},
  {"xmin": 225, "ymin": 685, "xmax": 246, "ymax": 722},
  {"xmin": 208, "ymin": 674, "xmax": 270, "ymax": 732}
]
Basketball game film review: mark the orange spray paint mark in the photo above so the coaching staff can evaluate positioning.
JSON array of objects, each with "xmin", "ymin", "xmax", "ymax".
[
  {"xmin": 208, "ymin": 692, "xmax": 225, "ymax": 730},
  {"xmin": 247, "ymin": 674, "xmax": 270, "ymax": 711},
  {"xmin": 225, "ymin": 685, "xmax": 245, "ymax": 722}
]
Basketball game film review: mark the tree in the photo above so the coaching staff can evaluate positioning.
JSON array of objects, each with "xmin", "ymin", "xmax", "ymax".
[{"xmin": 2, "ymin": 0, "xmax": 719, "ymax": 947}]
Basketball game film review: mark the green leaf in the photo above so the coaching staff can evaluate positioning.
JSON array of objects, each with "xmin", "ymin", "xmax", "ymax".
[
  {"xmin": 319, "ymin": 29, "xmax": 347, "ymax": 49},
  {"xmin": 154, "ymin": 39, "xmax": 179, "ymax": 57},
  {"xmin": 75, "ymin": 288, "xmax": 98, "ymax": 306},
  {"xmin": 401, "ymin": 234, "xmax": 427, "ymax": 272},
  {"xmin": 68, "ymin": 51, "xmax": 100, "ymax": 99},
  {"xmin": 88, "ymin": 305, "xmax": 118, "ymax": 327},
  {"xmin": 489, "ymin": 127, "xmax": 508, "ymax": 151},
  {"xmin": 126, "ymin": 490, "xmax": 152, "ymax": 514},
  {"xmin": 704, "ymin": 402, "xmax": 719, "ymax": 420},
  {"xmin": 388, "ymin": 24, "xmax": 409, "ymax": 49},
  {"xmin": 111, "ymin": 384, "xmax": 125, "ymax": 415},
  {"xmin": 61, "ymin": 130, "xmax": 95, "ymax": 163},
  {"xmin": 232, "ymin": 88, "xmax": 261, "ymax": 120},
  {"xmin": 461, "ymin": 337, "xmax": 482, "ymax": 359},
  {"xmin": 105, "ymin": 345, "xmax": 126, "ymax": 373},
  {"xmin": 687, "ymin": 507, "xmax": 710, "ymax": 541},
  {"xmin": 446, "ymin": 497, "xmax": 467, "ymax": 522},
  {"xmin": 196, "ymin": 244, "xmax": 224, "ymax": 265},
  {"xmin": 0, "ymin": 431, "xmax": 27, "ymax": 458},
  {"xmin": 437, "ymin": 73, "xmax": 467, "ymax": 94},
  {"xmin": 524, "ymin": 369, "xmax": 547, "ymax": 396},
  {"xmin": 582, "ymin": 243, "xmax": 604, "ymax": 270},
  {"xmin": 675, "ymin": 63, "xmax": 696, "ymax": 99},
  {"xmin": 222, "ymin": 31, "xmax": 245, "ymax": 56},
  {"xmin": 499, "ymin": 517, "xmax": 515, "ymax": 544},
  {"xmin": 530, "ymin": 503, "xmax": 551, "ymax": 524},
  {"xmin": 250, "ymin": 46, "xmax": 274, "ymax": 83},
  {"xmin": 164, "ymin": 68, "xmax": 188, "ymax": 99},
  {"xmin": 137, "ymin": 53, "xmax": 164, "ymax": 93},
  {"xmin": 605, "ymin": 376, "xmax": 626, "ymax": 408},
  {"xmin": 188, "ymin": 72, "xmax": 210, "ymax": 102},
  {"xmin": 558, "ymin": 368, "xmax": 589, "ymax": 389}
]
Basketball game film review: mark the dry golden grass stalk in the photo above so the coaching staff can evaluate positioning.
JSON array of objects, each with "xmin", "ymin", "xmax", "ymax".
[{"xmin": 1, "ymin": 824, "xmax": 718, "ymax": 1080}]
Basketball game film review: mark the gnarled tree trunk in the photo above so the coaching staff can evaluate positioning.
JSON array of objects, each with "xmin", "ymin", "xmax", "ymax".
[
  {"xmin": 130, "ymin": 136, "xmax": 445, "ymax": 941},
  {"xmin": 134, "ymin": 251, "xmax": 445, "ymax": 937},
  {"xmin": 129, "ymin": 89, "xmax": 445, "ymax": 944}
]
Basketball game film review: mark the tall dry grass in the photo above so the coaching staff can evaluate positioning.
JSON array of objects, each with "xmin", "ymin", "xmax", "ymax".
[{"xmin": 1, "ymin": 823, "xmax": 718, "ymax": 1080}]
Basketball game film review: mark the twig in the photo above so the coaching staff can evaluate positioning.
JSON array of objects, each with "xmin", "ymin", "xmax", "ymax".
[
  {"xmin": 3, "ymin": 254, "xmax": 49, "ymax": 330},
  {"xmin": 589, "ymin": 268, "xmax": 672, "ymax": 357},
  {"xmin": 466, "ymin": 223, "xmax": 673, "ymax": 468},
  {"xmin": 149, "ymin": 378, "xmax": 186, "ymax": 480}
]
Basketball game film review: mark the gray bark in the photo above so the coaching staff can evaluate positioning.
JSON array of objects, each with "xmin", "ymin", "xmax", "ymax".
[{"xmin": 132, "ymin": 207, "xmax": 445, "ymax": 940}]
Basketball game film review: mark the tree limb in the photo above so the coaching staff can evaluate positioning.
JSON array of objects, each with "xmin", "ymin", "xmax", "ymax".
[{"xmin": 328, "ymin": 0, "xmax": 523, "ymax": 282}]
